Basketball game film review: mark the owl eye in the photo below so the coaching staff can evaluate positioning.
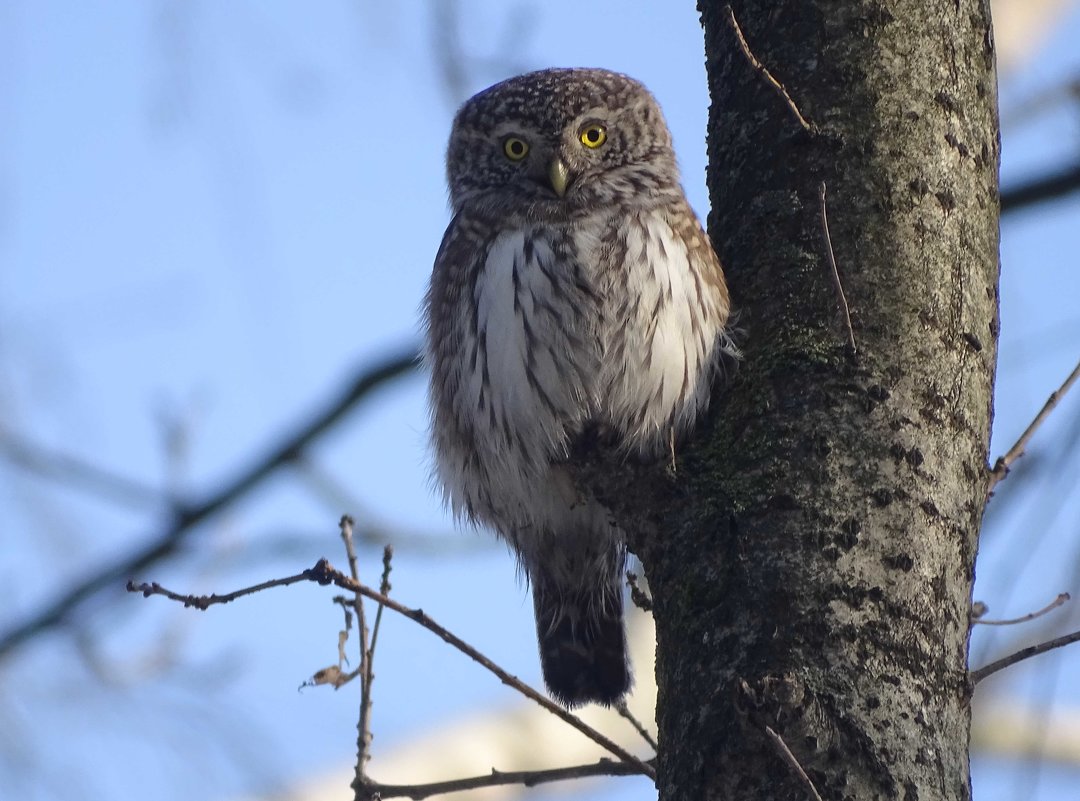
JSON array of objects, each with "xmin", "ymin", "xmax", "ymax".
[
  {"xmin": 579, "ymin": 125, "xmax": 607, "ymax": 149},
  {"xmin": 502, "ymin": 137, "xmax": 530, "ymax": 161}
]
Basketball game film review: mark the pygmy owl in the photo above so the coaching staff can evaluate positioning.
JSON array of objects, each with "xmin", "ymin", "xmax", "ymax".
[{"xmin": 424, "ymin": 68, "xmax": 734, "ymax": 707}]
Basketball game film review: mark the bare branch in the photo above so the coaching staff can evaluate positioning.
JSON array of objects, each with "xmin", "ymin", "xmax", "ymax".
[
  {"xmin": 971, "ymin": 627, "xmax": 1080, "ymax": 684},
  {"xmin": 340, "ymin": 515, "xmax": 364, "ymax": 586},
  {"xmin": 725, "ymin": 5, "xmax": 814, "ymax": 132},
  {"xmin": 351, "ymin": 538, "xmax": 394, "ymax": 780},
  {"xmin": 127, "ymin": 573, "xmax": 313, "ymax": 608},
  {"xmin": 987, "ymin": 356, "xmax": 1080, "ymax": 497},
  {"xmin": 1001, "ymin": 161, "xmax": 1080, "ymax": 214},
  {"xmin": 129, "ymin": 558, "xmax": 656, "ymax": 780},
  {"xmin": 357, "ymin": 757, "xmax": 653, "ymax": 800},
  {"xmin": 0, "ymin": 347, "xmax": 419, "ymax": 662},
  {"xmin": 340, "ymin": 516, "xmax": 374, "ymax": 773},
  {"xmin": 818, "ymin": 181, "xmax": 857, "ymax": 354},
  {"xmin": 0, "ymin": 427, "xmax": 161, "ymax": 509},
  {"xmin": 369, "ymin": 544, "xmax": 394, "ymax": 666},
  {"xmin": 764, "ymin": 726, "xmax": 824, "ymax": 801},
  {"xmin": 615, "ymin": 699, "xmax": 658, "ymax": 752},
  {"xmin": 972, "ymin": 593, "xmax": 1070, "ymax": 627}
]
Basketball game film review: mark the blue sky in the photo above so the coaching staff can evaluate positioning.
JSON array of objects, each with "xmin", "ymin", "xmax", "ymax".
[{"xmin": 1, "ymin": 2, "xmax": 1079, "ymax": 800}]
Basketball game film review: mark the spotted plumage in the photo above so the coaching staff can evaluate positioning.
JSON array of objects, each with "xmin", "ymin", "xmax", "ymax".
[{"xmin": 424, "ymin": 68, "xmax": 735, "ymax": 706}]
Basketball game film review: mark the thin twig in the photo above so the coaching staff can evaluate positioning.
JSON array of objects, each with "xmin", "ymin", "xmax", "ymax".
[
  {"xmin": 0, "ymin": 347, "xmax": 419, "ymax": 662},
  {"xmin": 971, "ymin": 627, "xmax": 1080, "ymax": 684},
  {"xmin": 615, "ymin": 699, "xmax": 658, "ymax": 751},
  {"xmin": 340, "ymin": 515, "xmax": 363, "ymax": 584},
  {"xmin": 1001, "ymin": 160, "xmax": 1080, "ymax": 214},
  {"xmin": 987, "ymin": 357, "xmax": 1080, "ymax": 497},
  {"xmin": 356, "ymin": 757, "xmax": 653, "ymax": 800},
  {"xmin": 369, "ymin": 545, "xmax": 394, "ymax": 666},
  {"xmin": 819, "ymin": 182, "xmax": 857, "ymax": 354},
  {"xmin": 340, "ymin": 516, "xmax": 374, "ymax": 773},
  {"xmin": 127, "ymin": 574, "xmax": 313, "ymax": 607},
  {"xmin": 626, "ymin": 572, "xmax": 653, "ymax": 613},
  {"xmin": 725, "ymin": 5, "xmax": 814, "ymax": 132},
  {"xmin": 355, "ymin": 544, "xmax": 394, "ymax": 780},
  {"xmin": 972, "ymin": 593, "xmax": 1070, "ymax": 626},
  {"xmin": 0, "ymin": 427, "xmax": 161, "ymax": 509},
  {"xmin": 128, "ymin": 559, "xmax": 656, "ymax": 781},
  {"xmin": 764, "ymin": 726, "xmax": 824, "ymax": 801}
]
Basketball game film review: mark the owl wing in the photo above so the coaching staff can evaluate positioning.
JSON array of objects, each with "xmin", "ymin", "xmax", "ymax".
[
  {"xmin": 596, "ymin": 202, "xmax": 734, "ymax": 454},
  {"xmin": 424, "ymin": 214, "xmax": 494, "ymax": 522}
]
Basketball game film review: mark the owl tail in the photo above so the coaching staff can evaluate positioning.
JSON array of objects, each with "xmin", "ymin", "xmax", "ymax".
[{"xmin": 532, "ymin": 575, "xmax": 631, "ymax": 707}]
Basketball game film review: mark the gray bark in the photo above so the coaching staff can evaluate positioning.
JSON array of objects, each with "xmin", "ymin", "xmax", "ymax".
[{"xmin": 582, "ymin": 1, "xmax": 1000, "ymax": 799}]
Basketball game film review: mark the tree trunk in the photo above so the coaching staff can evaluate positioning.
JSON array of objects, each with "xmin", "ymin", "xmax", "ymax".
[{"xmin": 600, "ymin": 2, "xmax": 1000, "ymax": 799}]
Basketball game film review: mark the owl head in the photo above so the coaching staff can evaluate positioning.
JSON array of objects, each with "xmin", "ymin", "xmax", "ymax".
[{"xmin": 445, "ymin": 68, "xmax": 681, "ymax": 220}]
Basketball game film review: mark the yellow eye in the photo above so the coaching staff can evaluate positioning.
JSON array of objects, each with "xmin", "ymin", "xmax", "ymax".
[
  {"xmin": 503, "ymin": 137, "xmax": 529, "ymax": 161},
  {"xmin": 580, "ymin": 125, "xmax": 607, "ymax": 149}
]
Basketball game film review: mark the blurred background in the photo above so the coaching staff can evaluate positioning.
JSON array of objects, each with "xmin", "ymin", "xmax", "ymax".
[{"xmin": 1, "ymin": 1, "xmax": 1078, "ymax": 799}]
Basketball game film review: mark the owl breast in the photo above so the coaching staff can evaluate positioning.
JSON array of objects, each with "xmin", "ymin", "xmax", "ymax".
[
  {"xmin": 470, "ymin": 206, "xmax": 724, "ymax": 461},
  {"xmin": 452, "ymin": 225, "xmax": 600, "ymax": 500},
  {"xmin": 430, "ymin": 203, "xmax": 728, "ymax": 530}
]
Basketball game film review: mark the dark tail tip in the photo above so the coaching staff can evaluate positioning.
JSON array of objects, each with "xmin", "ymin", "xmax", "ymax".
[{"xmin": 534, "ymin": 589, "xmax": 631, "ymax": 708}]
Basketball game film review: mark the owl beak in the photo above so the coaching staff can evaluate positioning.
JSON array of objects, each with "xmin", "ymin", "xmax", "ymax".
[{"xmin": 548, "ymin": 157, "xmax": 570, "ymax": 197}]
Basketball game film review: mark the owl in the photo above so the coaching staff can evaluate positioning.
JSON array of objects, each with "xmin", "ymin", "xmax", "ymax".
[{"xmin": 424, "ymin": 68, "xmax": 734, "ymax": 707}]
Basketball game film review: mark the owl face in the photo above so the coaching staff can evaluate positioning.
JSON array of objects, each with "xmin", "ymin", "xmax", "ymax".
[{"xmin": 446, "ymin": 68, "xmax": 679, "ymax": 219}]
